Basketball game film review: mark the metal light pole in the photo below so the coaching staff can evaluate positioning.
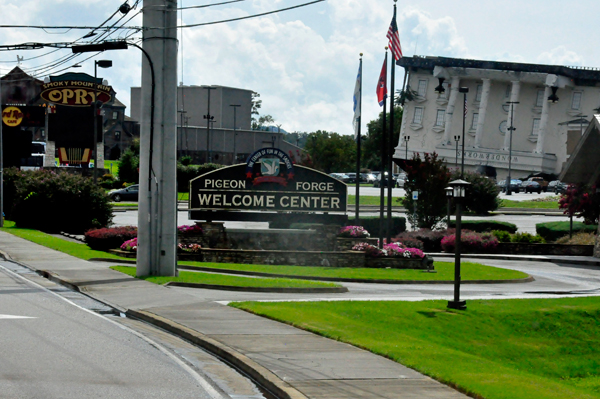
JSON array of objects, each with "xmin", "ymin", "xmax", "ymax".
[
  {"xmin": 447, "ymin": 178, "xmax": 470, "ymax": 311},
  {"xmin": 230, "ymin": 104, "xmax": 240, "ymax": 164},
  {"xmin": 445, "ymin": 186, "xmax": 453, "ymax": 228},
  {"xmin": 454, "ymin": 135, "xmax": 460, "ymax": 167},
  {"xmin": 203, "ymin": 86, "xmax": 215, "ymax": 163},
  {"xmin": 458, "ymin": 87, "xmax": 468, "ymax": 178},
  {"xmin": 93, "ymin": 60, "xmax": 112, "ymax": 184},
  {"xmin": 506, "ymin": 101, "xmax": 519, "ymax": 195},
  {"xmin": 403, "ymin": 135, "xmax": 410, "ymax": 160}
]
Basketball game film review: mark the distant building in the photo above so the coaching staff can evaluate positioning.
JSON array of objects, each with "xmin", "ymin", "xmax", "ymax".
[
  {"xmin": 393, "ymin": 56, "xmax": 600, "ymax": 179},
  {"xmin": 130, "ymin": 85, "xmax": 300, "ymax": 164}
]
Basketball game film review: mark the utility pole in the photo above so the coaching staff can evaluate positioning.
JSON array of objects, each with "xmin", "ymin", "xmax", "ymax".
[
  {"xmin": 506, "ymin": 101, "xmax": 519, "ymax": 196},
  {"xmin": 137, "ymin": 0, "xmax": 178, "ymax": 277},
  {"xmin": 203, "ymin": 87, "xmax": 215, "ymax": 163}
]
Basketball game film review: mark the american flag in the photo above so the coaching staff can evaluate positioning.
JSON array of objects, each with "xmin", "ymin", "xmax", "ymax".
[
  {"xmin": 387, "ymin": 15, "xmax": 402, "ymax": 61},
  {"xmin": 464, "ymin": 95, "xmax": 468, "ymax": 117}
]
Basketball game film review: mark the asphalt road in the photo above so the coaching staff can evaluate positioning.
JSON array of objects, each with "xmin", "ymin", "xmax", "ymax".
[{"xmin": 0, "ymin": 262, "xmax": 258, "ymax": 399}]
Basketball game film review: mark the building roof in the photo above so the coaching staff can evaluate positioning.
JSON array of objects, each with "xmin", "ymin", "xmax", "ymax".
[
  {"xmin": 398, "ymin": 56, "xmax": 600, "ymax": 84},
  {"xmin": 560, "ymin": 115, "xmax": 600, "ymax": 184}
]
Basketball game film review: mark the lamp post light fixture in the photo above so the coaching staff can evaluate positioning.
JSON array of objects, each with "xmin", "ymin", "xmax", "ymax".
[
  {"xmin": 505, "ymin": 101, "xmax": 519, "ymax": 196},
  {"xmin": 458, "ymin": 87, "xmax": 468, "ymax": 177},
  {"xmin": 447, "ymin": 178, "xmax": 470, "ymax": 311},
  {"xmin": 230, "ymin": 104, "xmax": 240, "ymax": 164},
  {"xmin": 445, "ymin": 186, "xmax": 453, "ymax": 228},
  {"xmin": 403, "ymin": 135, "xmax": 410, "ymax": 160},
  {"xmin": 454, "ymin": 135, "xmax": 460, "ymax": 167},
  {"xmin": 93, "ymin": 59, "xmax": 112, "ymax": 185}
]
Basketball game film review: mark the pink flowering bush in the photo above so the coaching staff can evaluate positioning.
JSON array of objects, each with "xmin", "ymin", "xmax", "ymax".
[
  {"xmin": 338, "ymin": 225, "xmax": 370, "ymax": 238},
  {"xmin": 178, "ymin": 224, "xmax": 203, "ymax": 235},
  {"xmin": 120, "ymin": 237, "xmax": 138, "ymax": 252},
  {"xmin": 352, "ymin": 242, "xmax": 425, "ymax": 259},
  {"xmin": 177, "ymin": 243, "xmax": 202, "ymax": 253},
  {"xmin": 441, "ymin": 232, "xmax": 499, "ymax": 253}
]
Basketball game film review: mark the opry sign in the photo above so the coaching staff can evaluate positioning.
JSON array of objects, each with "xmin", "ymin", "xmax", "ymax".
[
  {"xmin": 40, "ymin": 73, "xmax": 112, "ymax": 107},
  {"xmin": 189, "ymin": 148, "xmax": 348, "ymax": 223}
]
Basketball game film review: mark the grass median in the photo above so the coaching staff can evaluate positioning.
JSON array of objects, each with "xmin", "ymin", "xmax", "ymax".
[
  {"xmin": 231, "ymin": 297, "xmax": 600, "ymax": 399},
  {"xmin": 179, "ymin": 261, "xmax": 529, "ymax": 282},
  {"xmin": 111, "ymin": 266, "xmax": 341, "ymax": 289}
]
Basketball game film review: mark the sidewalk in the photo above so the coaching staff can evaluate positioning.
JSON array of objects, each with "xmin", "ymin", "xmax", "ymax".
[{"xmin": 0, "ymin": 231, "xmax": 469, "ymax": 399}]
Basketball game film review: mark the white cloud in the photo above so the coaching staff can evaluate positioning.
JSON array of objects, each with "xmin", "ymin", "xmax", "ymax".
[{"xmin": 536, "ymin": 46, "xmax": 585, "ymax": 67}]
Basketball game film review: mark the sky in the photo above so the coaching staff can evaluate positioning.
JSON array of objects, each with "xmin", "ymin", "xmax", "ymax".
[{"xmin": 0, "ymin": 0, "xmax": 598, "ymax": 137}]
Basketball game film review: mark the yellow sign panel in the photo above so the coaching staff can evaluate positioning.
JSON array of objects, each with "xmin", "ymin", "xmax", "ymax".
[
  {"xmin": 2, "ymin": 106, "xmax": 24, "ymax": 127},
  {"xmin": 40, "ymin": 80, "xmax": 112, "ymax": 107}
]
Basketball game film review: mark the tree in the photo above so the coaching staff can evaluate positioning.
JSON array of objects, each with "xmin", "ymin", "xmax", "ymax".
[
  {"xmin": 118, "ymin": 138, "xmax": 140, "ymax": 183},
  {"xmin": 304, "ymin": 130, "xmax": 356, "ymax": 173},
  {"xmin": 450, "ymin": 170, "xmax": 501, "ymax": 214},
  {"xmin": 363, "ymin": 106, "xmax": 402, "ymax": 170},
  {"xmin": 559, "ymin": 181, "xmax": 600, "ymax": 224},
  {"xmin": 402, "ymin": 152, "xmax": 451, "ymax": 229},
  {"xmin": 284, "ymin": 131, "xmax": 309, "ymax": 148},
  {"xmin": 251, "ymin": 114, "xmax": 275, "ymax": 130}
]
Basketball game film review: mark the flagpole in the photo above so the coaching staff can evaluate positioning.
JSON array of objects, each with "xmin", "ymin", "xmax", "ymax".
[
  {"xmin": 386, "ymin": 4, "xmax": 398, "ymax": 244},
  {"xmin": 355, "ymin": 54, "xmax": 363, "ymax": 226},
  {"xmin": 379, "ymin": 49, "xmax": 388, "ymax": 249}
]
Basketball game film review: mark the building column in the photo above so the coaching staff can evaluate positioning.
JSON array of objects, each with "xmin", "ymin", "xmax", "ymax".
[
  {"xmin": 474, "ymin": 78, "xmax": 491, "ymax": 148},
  {"xmin": 535, "ymin": 86, "xmax": 552, "ymax": 154},
  {"xmin": 503, "ymin": 81, "xmax": 521, "ymax": 150},
  {"xmin": 44, "ymin": 141, "xmax": 56, "ymax": 167},
  {"xmin": 442, "ymin": 76, "xmax": 461, "ymax": 144}
]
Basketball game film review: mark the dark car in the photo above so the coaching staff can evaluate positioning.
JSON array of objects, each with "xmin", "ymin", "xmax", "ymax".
[
  {"xmin": 521, "ymin": 180, "xmax": 542, "ymax": 194},
  {"xmin": 373, "ymin": 172, "xmax": 399, "ymax": 188},
  {"xmin": 109, "ymin": 184, "xmax": 139, "ymax": 202},
  {"xmin": 497, "ymin": 179, "xmax": 522, "ymax": 193},
  {"xmin": 553, "ymin": 181, "xmax": 569, "ymax": 194}
]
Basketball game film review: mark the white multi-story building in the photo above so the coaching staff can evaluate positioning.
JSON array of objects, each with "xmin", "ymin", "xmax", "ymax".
[{"xmin": 393, "ymin": 56, "xmax": 600, "ymax": 179}]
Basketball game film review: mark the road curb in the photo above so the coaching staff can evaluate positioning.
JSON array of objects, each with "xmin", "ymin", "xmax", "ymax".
[
  {"xmin": 126, "ymin": 309, "xmax": 309, "ymax": 399},
  {"xmin": 164, "ymin": 281, "xmax": 348, "ymax": 293},
  {"xmin": 431, "ymin": 253, "xmax": 600, "ymax": 266}
]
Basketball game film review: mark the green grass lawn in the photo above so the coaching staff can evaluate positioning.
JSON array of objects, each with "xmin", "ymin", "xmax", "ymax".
[
  {"xmin": 180, "ymin": 261, "xmax": 528, "ymax": 281},
  {"xmin": 0, "ymin": 221, "xmax": 128, "ymax": 261},
  {"xmin": 112, "ymin": 265, "xmax": 341, "ymax": 288},
  {"xmin": 232, "ymin": 297, "xmax": 600, "ymax": 399},
  {"xmin": 500, "ymin": 199, "xmax": 559, "ymax": 209}
]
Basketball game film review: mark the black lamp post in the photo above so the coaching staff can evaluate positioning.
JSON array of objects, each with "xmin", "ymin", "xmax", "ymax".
[
  {"xmin": 93, "ymin": 59, "xmax": 112, "ymax": 184},
  {"xmin": 454, "ymin": 135, "xmax": 460, "ymax": 167},
  {"xmin": 403, "ymin": 135, "xmax": 410, "ymax": 160},
  {"xmin": 447, "ymin": 178, "xmax": 470, "ymax": 311},
  {"xmin": 230, "ymin": 104, "xmax": 240, "ymax": 164},
  {"xmin": 458, "ymin": 87, "xmax": 468, "ymax": 177},
  {"xmin": 505, "ymin": 101, "xmax": 519, "ymax": 196},
  {"xmin": 445, "ymin": 186, "xmax": 453, "ymax": 228}
]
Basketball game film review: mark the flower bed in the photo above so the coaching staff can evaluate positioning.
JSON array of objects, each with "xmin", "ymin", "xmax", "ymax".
[
  {"xmin": 338, "ymin": 225, "xmax": 370, "ymax": 238},
  {"xmin": 351, "ymin": 242, "xmax": 433, "ymax": 270}
]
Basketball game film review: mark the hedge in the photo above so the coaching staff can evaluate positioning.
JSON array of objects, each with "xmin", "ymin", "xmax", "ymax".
[
  {"xmin": 448, "ymin": 220, "xmax": 517, "ymax": 233},
  {"xmin": 536, "ymin": 221, "xmax": 598, "ymax": 242},
  {"xmin": 85, "ymin": 226, "xmax": 138, "ymax": 251},
  {"xmin": 347, "ymin": 216, "xmax": 406, "ymax": 238}
]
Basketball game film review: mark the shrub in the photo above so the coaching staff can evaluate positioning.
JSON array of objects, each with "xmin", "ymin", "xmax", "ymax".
[
  {"xmin": 177, "ymin": 163, "xmax": 222, "ymax": 192},
  {"xmin": 450, "ymin": 171, "xmax": 501, "ymax": 214},
  {"xmin": 2, "ymin": 167, "xmax": 21, "ymax": 220},
  {"xmin": 120, "ymin": 237, "xmax": 138, "ymax": 252},
  {"xmin": 555, "ymin": 232, "xmax": 597, "ymax": 245},
  {"xmin": 178, "ymin": 243, "xmax": 202, "ymax": 253},
  {"xmin": 351, "ymin": 242, "xmax": 425, "ymax": 258},
  {"xmin": 118, "ymin": 147, "xmax": 139, "ymax": 183},
  {"xmin": 536, "ymin": 221, "xmax": 598, "ymax": 242},
  {"xmin": 492, "ymin": 230, "xmax": 512, "ymax": 243},
  {"xmin": 395, "ymin": 228, "xmax": 458, "ymax": 252},
  {"xmin": 511, "ymin": 232, "xmax": 545, "ymax": 244},
  {"xmin": 178, "ymin": 224, "xmax": 203, "ymax": 235},
  {"xmin": 85, "ymin": 226, "xmax": 138, "ymax": 251},
  {"xmin": 392, "ymin": 236, "xmax": 424, "ymax": 250},
  {"xmin": 441, "ymin": 232, "xmax": 499, "ymax": 253},
  {"xmin": 11, "ymin": 170, "xmax": 113, "ymax": 233},
  {"xmin": 338, "ymin": 226, "xmax": 370, "ymax": 238},
  {"xmin": 346, "ymin": 216, "xmax": 406, "ymax": 238},
  {"xmin": 448, "ymin": 220, "xmax": 517, "ymax": 233},
  {"xmin": 558, "ymin": 181, "xmax": 600, "ymax": 224}
]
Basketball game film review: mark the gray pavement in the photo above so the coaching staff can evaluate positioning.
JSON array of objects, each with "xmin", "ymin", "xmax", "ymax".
[{"xmin": 0, "ymin": 231, "xmax": 469, "ymax": 399}]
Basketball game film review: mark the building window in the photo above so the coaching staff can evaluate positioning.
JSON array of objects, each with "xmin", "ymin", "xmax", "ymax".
[
  {"xmin": 471, "ymin": 113, "xmax": 479, "ymax": 130},
  {"xmin": 535, "ymin": 90, "xmax": 545, "ymax": 107},
  {"xmin": 531, "ymin": 118, "xmax": 540, "ymax": 136},
  {"xmin": 417, "ymin": 80, "xmax": 428, "ymax": 97},
  {"xmin": 475, "ymin": 85, "xmax": 483, "ymax": 102},
  {"xmin": 115, "ymin": 131, "xmax": 121, "ymax": 140},
  {"xmin": 499, "ymin": 120, "xmax": 508, "ymax": 135},
  {"xmin": 413, "ymin": 107, "xmax": 424, "ymax": 124},
  {"xmin": 434, "ymin": 109, "xmax": 445, "ymax": 126},
  {"xmin": 571, "ymin": 92, "xmax": 582, "ymax": 110},
  {"xmin": 441, "ymin": 82, "xmax": 449, "ymax": 98},
  {"xmin": 112, "ymin": 111, "xmax": 119, "ymax": 120}
]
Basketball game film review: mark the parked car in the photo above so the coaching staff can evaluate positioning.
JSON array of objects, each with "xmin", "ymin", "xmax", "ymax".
[
  {"xmin": 552, "ymin": 181, "xmax": 569, "ymax": 194},
  {"xmin": 526, "ymin": 177, "xmax": 549, "ymax": 192},
  {"xmin": 109, "ymin": 184, "xmax": 139, "ymax": 202},
  {"xmin": 497, "ymin": 179, "xmax": 522, "ymax": 193},
  {"xmin": 363, "ymin": 173, "xmax": 377, "ymax": 183},
  {"xmin": 345, "ymin": 172, "xmax": 358, "ymax": 183},
  {"xmin": 394, "ymin": 173, "xmax": 407, "ymax": 188},
  {"xmin": 329, "ymin": 173, "xmax": 351, "ymax": 183},
  {"xmin": 521, "ymin": 180, "xmax": 542, "ymax": 194},
  {"xmin": 373, "ymin": 172, "xmax": 399, "ymax": 188}
]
